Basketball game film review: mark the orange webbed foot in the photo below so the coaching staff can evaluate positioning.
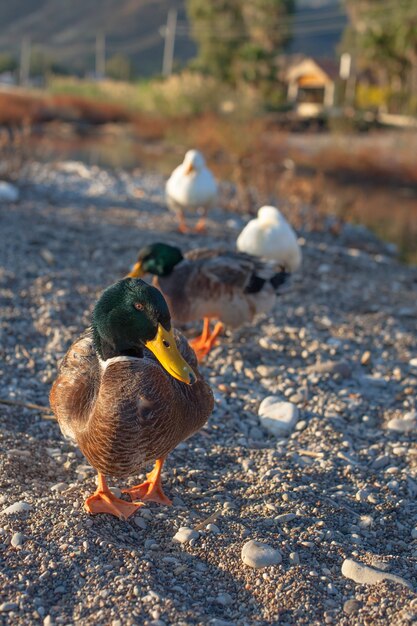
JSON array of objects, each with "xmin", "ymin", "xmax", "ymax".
[
  {"xmin": 190, "ymin": 321, "xmax": 224, "ymax": 362},
  {"xmin": 123, "ymin": 480, "xmax": 172, "ymax": 506},
  {"xmin": 85, "ymin": 486, "xmax": 142, "ymax": 520},
  {"xmin": 123, "ymin": 458, "xmax": 172, "ymax": 506},
  {"xmin": 194, "ymin": 218, "xmax": 206, "ymax": 233}
]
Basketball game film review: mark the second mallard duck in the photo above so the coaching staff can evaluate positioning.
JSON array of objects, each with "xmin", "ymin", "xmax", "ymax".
[
  {"xmin": 128, "ymin": 243, "xmax": 289, "ymax": 360},
  {"xmin": 50, "ymin": 278, "xmax": 213, "ymax": 520}
]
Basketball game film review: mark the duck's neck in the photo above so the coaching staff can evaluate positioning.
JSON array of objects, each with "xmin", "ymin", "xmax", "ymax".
[{"xmin": 93, "ymin": 328, "xmax": 143, "ymax": 361}]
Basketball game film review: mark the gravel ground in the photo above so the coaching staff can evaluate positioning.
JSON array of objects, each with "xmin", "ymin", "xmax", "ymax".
[{"xmin": 0, "ymin": 161, "xmax": 416, "ymax": 626}]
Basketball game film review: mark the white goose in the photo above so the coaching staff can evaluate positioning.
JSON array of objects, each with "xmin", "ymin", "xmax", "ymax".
[
  {"xmin": 166, "ymin": 149, "xmax": 217, "ymax": 233},
  {"xmin": 237, "ymin": 205, "xmax": 302, "ymax": 272}
]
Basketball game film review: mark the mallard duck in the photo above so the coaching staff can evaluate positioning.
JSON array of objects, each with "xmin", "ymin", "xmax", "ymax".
[
  {"xmin": 166, "ymin": 149, "xmax": 217, "ymax": 233},
  {"xmin": 50, "ymin": 278, "xmax": 213, "ymax": 520},
  {"xmin": 236, "ymin": 205, "xmax": 302, "ymax": 272},
  {"xmin": 128, "ymin": 243, "xmax": 289, "ymax": 360}
]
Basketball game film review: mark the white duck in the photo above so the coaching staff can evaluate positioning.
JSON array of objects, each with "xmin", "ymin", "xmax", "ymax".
[
  {"xmin": 166, "ymin": 149, "xmax": 217, "ymax": 233},
  {"xmin": 237, "ymin": 205, "xmax": 302, "ymax": 272}
]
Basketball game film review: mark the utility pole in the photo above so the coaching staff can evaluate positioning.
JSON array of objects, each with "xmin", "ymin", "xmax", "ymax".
[
  {"xmin": 95, "ymin": 32, "xmax": 106, "ymax": 79},
  {"xmin": 162, "ymin": 8, "xmax": 177, "ymax": 77},
  {"xmin": 19, "ymin": 37, "xmax": 31, "ymax": 87}
]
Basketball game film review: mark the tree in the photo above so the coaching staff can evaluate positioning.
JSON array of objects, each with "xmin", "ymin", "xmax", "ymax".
[
  {"xmin": 186, "ymin": 0, "xmax": 294, "ymax": 88},
  {"xmin": 343, "ymin": 1, "xmax": 417, "ymax": 99}
]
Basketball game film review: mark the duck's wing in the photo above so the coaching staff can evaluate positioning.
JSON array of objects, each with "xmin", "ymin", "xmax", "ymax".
[
  {"xmin": 49, "ymin": 328, "xmax": 100, "ymax": 442},
  {"xmin": 185, "ymin": 248, "xmax": 282, "ymax": 292}
]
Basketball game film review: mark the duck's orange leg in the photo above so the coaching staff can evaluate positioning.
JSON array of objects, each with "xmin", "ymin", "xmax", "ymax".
[
  {"xmin": 177, "ymin": 212, "xmax": 189, "ymax": 234},
  {"xmin": 123, "ymin": 458, "xmax": 172, "ymax": 506},
  {"xmin": 189, "ymin": 317, "xmax": 211, "ymax": 351},
  {"xmin": 194, "ymin": 217, "xmax": 206, "ymax": 233},
  {"xmin": 85, "ymin": 473, "xmax": 142, "ymax": 520},
  {"xmin": 191, "ymin": 321, "xmax": 224, "ymax": 361}
]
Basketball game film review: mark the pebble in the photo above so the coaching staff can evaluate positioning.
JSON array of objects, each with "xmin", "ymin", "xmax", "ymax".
[
  {"xmin": 308, "ymin": 360, "xmax": 351, "ymax": 378},
  {"xmin": 341, "ymin": 558, "xmax": 412, "ymax": 589},
  {"xmin": 411, "ymin": 528, "xmax": 417, "ymax": 539},
  {"xmin": 275, "ymin": 513, "xmax": 296, "ymax": 523},
  {"xmin": 409, "ymin": 358, "xmax": 417, "ymax": 368},
  {"xmin": 386, "ymin": 411, "xmax": 417, "ymax": 433},
  {"xmin": 1, "ymin": 501, "xmax": 32, "ymax": 516},
  {"xmin": 0, "ymin": 602, "xmax": 18, "ymax": 612},
  {"xmin": 173, "ymin": 527, "xmax": 199, "ymax": 544},
  {"xmin": 0, "ymin": 181, "xmax": 19, "ymax": 202},
  {"xmin": 10, "ymin": 532, "xmax": 25, "ymax": 548},
  {"xmin": 258, "ymin": 397, "xmax": 299, "ymax": 436},
  {"xmin": 241, "ymin": 540, "xmax": 282, "ymax": 569},
  {"xmin": 216, "ymin": 592, "xmax": 233, "ymax": 606},
  {"xmin": 50, "ymin": 482, "xmax": 68, "ymax": 493},
  {"xmin": 343, "ymin": 599, "xmax": 361, "ymax": 615},
  {"xmin": 206, "ymin": 523, "xmax": 220, "ymax": 534}
]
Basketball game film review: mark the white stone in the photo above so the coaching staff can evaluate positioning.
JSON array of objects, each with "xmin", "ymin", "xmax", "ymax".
[
  {"xmin": 258, "ymin": 397, "xmax": 299, "ymax": 436},
  {"xmin": 387, "ymin": 412, "xmax": 417, "ymax": 433},
  {"xmin": 206, "ymin": 523, "xmax": 220, "ymax": 534},
  {"xmin": 1, "ymin": 502, "xmax": 32, "ymax": 516},
  {"xmin": 341, "ymin": 558, "xmax": 412, "ymax": 589},
  {"xmin": 411, "ymin": 527, "xmax": 417, "ymax": 539},
  {"xmin": 11, "ymin": 532, "xmax": 25, "ymax": 548},
  {"xmin": 50, "ymin": 483, "xmax": 68, "ymax": 494},
  {"xmin": 409, "ymin": 358, "xmax": 417, "ymax": 368},
  {"xmin": 173, "ymin": 527, "xmax": 199, "ymax": 544},
  {"xmin": 0, "ymin": 181, "xmax": 19, "ymax": 202},
  {"xmin": 241, "ymin": 540, "xmax": 282, "ymax": 569}
]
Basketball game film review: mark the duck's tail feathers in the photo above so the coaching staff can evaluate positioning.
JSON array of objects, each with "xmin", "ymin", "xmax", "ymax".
[{"xmin": 270, "ymin": 270, "xmax": 290, "ymax": 293}]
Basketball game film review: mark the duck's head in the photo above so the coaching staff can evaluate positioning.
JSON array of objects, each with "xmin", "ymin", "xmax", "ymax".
[
  {"xmin": 127, "ymin": 243, "xmax": 183, "ymax": 278},
  {"xmin": 183, "ymin": 149, "xmax": 205, "ymax": 175},
  {"xmin": 257, "ymin": 205, "xmax": 282, "ymax": 227},
  {"xmin": 92, "ymin": 278, "xmax": 196, "ymax": 384}
]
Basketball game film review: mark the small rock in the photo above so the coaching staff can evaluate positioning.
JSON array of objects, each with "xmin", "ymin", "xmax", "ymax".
[
  {"xmin": 409, "ymin": 358, "xmax": 417, "ymax": 368},
  {"xmin": 134, "ymin": 517, "xmax": 147, "ymax": 530},
  {"xmin": 173, "ymin": 527, "xmax": 199, "ymax": 544},
  {"xmin": 11, "ymin": 532, "xmax": 25, "ymax": 548},
  {"xmin": 258, "ymin": 397, "xmax": 299, "ymax": 436},
  {"xmin": 387, "ymin": 412, "xmax": 417, "ymax": 433},
  {"xmin": 216, "ymin": 592, "xmax": 233, "ymax": 606},
  {"xmin": 344, "ymin": 599, "xmax": 361, "ymax": 615},
  {"xmin": 275, "ymin": 513, "xmax": 296, "ymax": 523},
  {"xmin": 206, "ymin": 523, "xmax": 220, "ymax": 534},
  {"xmin": 0, "ymin": 181, "xmax": 19, "ymax": 202},
  {"xmin": 241, "ymin": 540, "xmax": 282, "ymax": 569},
  {"xmin": 1, "ymin": 501, "xmax": 32, "ymax": 516},
  {"xmin": 308, "ymin": 360, "xmax": 351, "ymax": 378},
  {"xmin": 50, "ymin": 483, "xmax": 67, "ymax": 494},
  {"xmin": 411, "ymin": 528, "xmax": 417, "ymax": 539},
  {"xmin": 289, "ymin": 551, "xmax": 300, "ymax": 565},
  {"xmin": 0, "ymin": 602, "xmax": 18, "ymax": 612},
  {"xmin": 341, "ymin": 558, "xmax": 412, "ymax": 589},
  {"xmin": 360, "ymin": 351, "xmax": 372, "ymax": 366}
]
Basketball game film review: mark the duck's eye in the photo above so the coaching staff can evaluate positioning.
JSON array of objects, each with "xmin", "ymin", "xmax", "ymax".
[
  {"xmin": 134, "ymin": 302, "xmax": 144, "ymax": 311},
  {"xmin": 162, "ymin": 340, "xmax": 170, "ymax": 348}
]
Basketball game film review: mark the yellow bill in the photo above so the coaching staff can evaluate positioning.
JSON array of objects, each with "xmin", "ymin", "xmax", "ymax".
[
  {"xmin": 184, "ymin": 163, "xmax": 195, "ymax": 175},
  {"xmin": 127, "ymin": 261, "xmax": 144, "ymax": 278},
  {"xmin": 145, "ymin": 324, "xmax": 196, "ymax": 385}
]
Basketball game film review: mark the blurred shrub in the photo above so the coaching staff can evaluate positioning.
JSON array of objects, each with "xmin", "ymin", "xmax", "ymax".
[
  {"xmin": 356, "ymin": 84, "xmax": 390, "ymax": 110},
  {"xmin": 106, "ymin": 54, "xmax": 133, "ymax": 82},
  {"xmin": 49, "ymin": 73, "xmax": 262, "ymax": 118}
]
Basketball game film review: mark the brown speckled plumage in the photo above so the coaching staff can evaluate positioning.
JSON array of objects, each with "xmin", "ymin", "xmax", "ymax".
[
  {"xmin": 50, "ymin": 328, "xmax": 213, "ymax": 478},
  {"xmin": 155, "ymin": 248, "xmax": 285, "ymax": 328}
]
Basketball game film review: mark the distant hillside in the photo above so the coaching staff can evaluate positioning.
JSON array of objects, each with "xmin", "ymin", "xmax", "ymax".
[{"xmin": 0, "ymin": 0, "xmax": 345, "ymax": 77}]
